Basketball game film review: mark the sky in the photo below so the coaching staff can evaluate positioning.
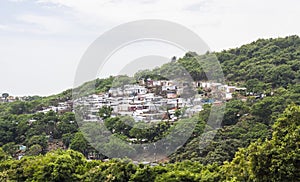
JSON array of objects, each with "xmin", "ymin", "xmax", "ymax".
[{"xmin": 0, "ymin": 0, "xmax": 300, "ymax": 96}]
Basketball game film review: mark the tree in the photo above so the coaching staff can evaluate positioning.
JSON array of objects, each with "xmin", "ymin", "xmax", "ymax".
[
  {"xmin": 26, "ymin": 134, "xmax": 48, "ymax": 152},
  {"xmin": 98, "ymin": 106, "xmax": 113, "ymax": 120},
  {"xmin": 83, "ymin": 159, "xmax": 136, "ymax": 182},
  {"xmin": 70, "ymin": 132, "xmax": 89, "ymax": 157},
  {"xmin": 104, "ymin": 116, "xmax": 134, "ymax": 136},
  {"xmin": 0, "ymin": 120, "xmax": 16, "ymax": 146},
  {"xmin": 222, "ymin": 100, "xmax": 249, "ymax": 126},
  {"xmin": 1, "ymin": 93, "xmax": 9, "ymax": 101},
  {"xmin": 223, "ymin": 105, "xmax": 300, "ymax": 181},
  {"xmin": 9, "ymin": 101, "xmax": 29, "ymax": 114},
  {"xmin": 0, "ymin": 147, "xmax": 10, "ymax": 162},
  {"xmin": 27, "ymin": 144, "xmax": 43, "ymax": 156},
  {"xmin": 103, "ymin": 136, "xmax": 136, "ymax": 158},
  {"xmin": 155, "ymin": 170, "xmax": 199, "ymax": 182},
  {"xmin": 130, "ymin": 166, "xmax": 157, "ymax": 182},
  {"xmin": 2, "ymin": 142, "xmax": 17, "ymax": 157},
  {"xmin": 129, "ymin": 122, "xmax": 154, "ymax": 142},
  {"xmin": 174, "ymin": 109, "xmax": 181, "ymax": 118},
  {"xmin": 48, "ymin": 152, "xmax": 83, "ymax": 182},
  {"xmin": 62, "ymin": 133, "xmax": 73, "ymax": 149}
]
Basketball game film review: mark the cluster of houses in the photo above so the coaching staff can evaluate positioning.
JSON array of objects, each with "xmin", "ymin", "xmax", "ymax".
[
  {"xmin": 1, "ymin": 79, "xmax": 247, "ymax": 123},
  {"xmin": 195, "ymin": 82, "xmax": 247, "ymax": 100},
  {"xmin": 38, "ymin": 101, "xmax": 73, "ymax": 114},
  {"xmin": 0, "ymin": 95, "xmax": 44, "ymax": 103},
  {"xmin": 74, "ymin": 79, "xmax": 247, "ymax": 123},
  {"xmin": 2, "ymin": 79, "xmax": 248, "ymax": 161}
]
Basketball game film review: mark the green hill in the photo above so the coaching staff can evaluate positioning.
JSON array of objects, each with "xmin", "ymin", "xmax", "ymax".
[
  {"xmin": 135, "ymin": 35, "xmax": 300, "ymax": 93},
  {"xmin": 218, "ymin": 35, "xmax": 300, "ymax": 89},
  {"xmin": 0, "ymin": 35, "xmax": 299, "ymax": 181}
]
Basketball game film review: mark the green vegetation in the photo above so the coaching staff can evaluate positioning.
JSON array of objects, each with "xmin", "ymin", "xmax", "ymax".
[
  {"xmin": 0, "ymin": 105, "xmax": 299, "ymax": 181},
  {"xmin": 222, "ymin": 104, "xmax": 300, "ymax": 181},
  {"xmin": 0, "ymin": 35, "xmax": 299, "ymax": 181},
  {"xmin": 135, "ymin": 35, "xmax": 300, "ymax": 93},
  {"xmin": 218, "ymin": 35, "xmax": 300, "ymax": 89}
]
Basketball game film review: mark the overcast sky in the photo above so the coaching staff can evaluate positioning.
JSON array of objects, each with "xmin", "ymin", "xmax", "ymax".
[{"xmin": 1, "ymin": 0, "xmax": 299, "ymax": 96}]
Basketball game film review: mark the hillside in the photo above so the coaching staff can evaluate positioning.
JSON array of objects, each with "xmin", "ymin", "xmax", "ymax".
[
  {"xmin": 219, "ymin": 35, "xmax": 300, "ymax": 89},
  {"xmin": 136, "ymin": 35, "xmax": 300, "ymax": 93},
  {"xmin": 0, "ymin": 35, "xmax": 299, "ymax": 181}
]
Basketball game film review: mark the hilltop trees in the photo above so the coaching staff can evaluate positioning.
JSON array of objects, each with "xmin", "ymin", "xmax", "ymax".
[
  {"xmin": 218, "ymin": 35, "xmax": 300, "ymax": 91},
  {"xmin": 135, "ymin": 35, "xmax": 300, "ymax": 93},
  {"xmin": 1, "ymin": 93, "xmax": 9, "ymax": 101}
]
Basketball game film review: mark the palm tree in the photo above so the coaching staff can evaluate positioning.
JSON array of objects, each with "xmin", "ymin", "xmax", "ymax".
[{"xmin": 2, "ymin": 93, "xmax": 9, "ymax": 102}]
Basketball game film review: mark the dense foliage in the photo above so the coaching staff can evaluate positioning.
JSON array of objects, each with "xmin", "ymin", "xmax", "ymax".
[
  {"xmin": 0, "ymin": 36, "xmax": 299, "ymax": 181},
  {"xmin": 135, "ymin": 35, "xmax": 300, "ymax": 93},
  {"xmin": 0, "ymin": 105, "xmax": 299, "ymax": 181},
  {"xmin": 218, "ymin": 35, "xmax": 300, "ymax": 89}
]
